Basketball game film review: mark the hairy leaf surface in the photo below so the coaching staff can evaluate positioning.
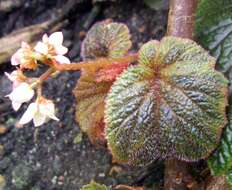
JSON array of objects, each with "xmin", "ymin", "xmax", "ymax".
[
  {"xmin": 208, "ymin": 104, "xmax": 232, "ymax": 175},
  {"xmin": 74, "ymin": 69, "xmax": 112, "ymax": 145},
  {"xmin": 74, "ymin": 63, "xmax": 129, "ymax": 144},
  {"xmin": 81, "ymin": 21, "xmax": 132, "ymax": 60},
  {"xmin": 75, "ymin": 21, "xmax": 132, "ymax": 144},
  {"xmin": 105, "ymin": 37, "xmax": 228, "ymax": 165}
]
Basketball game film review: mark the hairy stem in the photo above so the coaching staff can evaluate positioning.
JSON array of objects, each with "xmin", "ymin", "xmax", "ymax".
[
  {"xmin": 164, "ymin": 0, "xmax": 198, "ymax": 190},
  {"xmin": 167, "ymin": 0, "xmax": 198, "ymax": 39},
  {"xmin": 52, "ymin": 53, "xmax": 138, "ymax": 71}
]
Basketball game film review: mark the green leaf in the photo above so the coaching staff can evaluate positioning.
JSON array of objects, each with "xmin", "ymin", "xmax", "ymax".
[
  {"xmin": 226, "ymin": 170, "xmax": 232, "ymax": 188},
  {"xmin": 196, "ymin": 0, "xmax": 232, "ymax": 74},
  {"xmin": 81, "ymin": 21, "xmax": 132, "ymax": 60},
  {"xmin": 105, "ymin": 37, "xmax": 228, "ymax": 166},
  {"xmin": 208, "ymin": 105, "xmax": 232, "ymax": 175},
  {"xmin": 81, "ymin": 180, "xmax": 107, "ymax": 190}
]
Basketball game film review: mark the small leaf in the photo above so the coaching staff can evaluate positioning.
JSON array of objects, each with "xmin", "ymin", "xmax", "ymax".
[
  {"xmin": 81, "ymin": 180, "xmax": 107, "ymax": 190},
  {"xmin": 208, "ymin": 105, "xmax": 232, "ymax": 175},
  {"xmin": 74, "ymin": 63, "xmax": 129, "ymax": 145},
  {"xmin": 74, "ymin": 70, "xmax": 111, "ymax": 145},
  {"xmin": 76, "ymin": 21, "xmax": 132, "ymax": 144},
  {"xmin": 196, "ymin": 0, "xmax": 232, "ymax": 75},
  {"xmin": 105, "ymin": 37, "xmax": 228, "ymax": 166},
  {"xmin": 81, "ymin": 21, "xmax": 132, "ymax": 60}
]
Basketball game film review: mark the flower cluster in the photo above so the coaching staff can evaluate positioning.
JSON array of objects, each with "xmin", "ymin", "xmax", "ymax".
[
  {"xmin": 34, "ymin": 32, "xmax": 70, "ymax": 64},
  {"xmin": 19, "ymin": 97, "xmax": 59, "ymax": 127},
  {"xmin": 6, "ymin": 32, "xmax": 70, "ymax": 127}
]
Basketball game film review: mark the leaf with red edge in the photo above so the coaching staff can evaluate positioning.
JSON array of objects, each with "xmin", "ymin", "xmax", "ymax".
[
  {"xmin": 75, "ymin": 21, "xmax": 132, "ymax": 144},
  {"xmin": 73, "ymin": 69, "xmax": 111, "ymax": 145},
  {"xmin": 105, "ymin": 36, "xmax": 228, "ymax": 166},
  {"xmin": 81, "ymin": 21, "xmax": 132, "ymax": 60},
  {"xmin": 74, "ymin": 62, "xmax": 129, "ymax": 145}
]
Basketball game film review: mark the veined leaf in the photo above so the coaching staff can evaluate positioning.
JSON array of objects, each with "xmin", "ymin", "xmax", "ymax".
[
  {"xmin": 81, "ymin": 21, "xmax": 132, "ymax": 60},
  {"xmin": 196, "ymin": 0, "xmax": 232, "ymax": 75},
  {"xmin": 196, "ymin": 0, "xmax": 232, "ymax": 178},
  {"xmin": 208, "ymin": 105, "xmax": 232, "ymax": 175},
  {"xmin": 81, "ymin": 180, "xmax": 107, "ymax": 190},
  {"xmin": 105, "ymin": 37, "xmax": 228, "ymax": 166},
  {"xmin": 95, "ymin": 62, "xmax": 129, "ymax": 83},
  {"xmin": 74, "ymin": 62, "xmax": 129, "ymax": 145},
  {"xmin": 74, "ymin": 69, "xmax": 112, "ymax": 145},
  {"xmin": 75, "ymin": 21, "xmax": 132, "ymax": 144}
]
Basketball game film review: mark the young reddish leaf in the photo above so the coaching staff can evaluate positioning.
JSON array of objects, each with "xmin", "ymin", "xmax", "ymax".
[
  {"xmin": 81, "ymin": 21, "xmax": 132, "ymax": 60},
  {"xmin": 73, "ymin": 69, "xmax": 111, "ymax": 145},
  {"xmin": 73, "ymin": 63, "xmax": 129, "ymax": 145},
  {"xmin": 105, "ymin": 37, "xmax": 228, "ymax": 166},
  {"xmin": 75, "ymin": 21, "xmax": 132, "ymax": 144},
  {"xmin": 95, "ymin": 62, "xmax": 129, "ymax": 83}
]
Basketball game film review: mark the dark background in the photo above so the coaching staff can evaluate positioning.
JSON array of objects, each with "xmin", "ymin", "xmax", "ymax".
[{"xmin": 0, "ymin": 1, "xmax": 167, "ymax": 189}]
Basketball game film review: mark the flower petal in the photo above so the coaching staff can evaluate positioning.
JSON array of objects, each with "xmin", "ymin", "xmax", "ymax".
[
  {"xmin": 54, "ymin": 45, "xmax": 68, "ymax": 55},
  {"xmin": 21, "ymin": 41, "xmax": 30, "ymax": 49},
  {"xmin": 42, "ymin": 34, "xmax": 49, "ymax": 43},
  {"xmin": 7, "ymin": 83, "xmax": 34, "ymax": 103},
  {"xmin": 39, "ymin": 101, "xmax": 59, "ymax": 121},
  {"xmin": 48, "ymin": 32, "xmax": 63, "ymax": 46},
  {"xmin": 54, "ymin": 55, "xmax": 70, "ymax": 64},
  {"xmin": 19, "ymin": 103, "xmax": 37, "ymax": 125},
  {"xmin": 34, "ymin": 41, "xmax": 48, "ymax": 55},
  {"xmin": 11, "ymin": 51, "xmax": 20, "ymax": 65},
  {"xmin": 4, "ymin": 72, "xmax": 12, "ymax": 80},
  {"xmin": 33, "ymin": 112, "xmax": 47, "ymax": 127},
  {"xmin": 12, "ymin": 101, "xmax": 22, "ymax": 111},
  {"xmin": 5, "ymin": 70, "xmax": 19, "ymax": 82}
]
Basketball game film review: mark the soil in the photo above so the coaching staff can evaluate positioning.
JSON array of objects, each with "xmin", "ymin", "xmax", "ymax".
[{"xmin": 0, "ymin": 0, "xmax": 168, "ymax": 189}]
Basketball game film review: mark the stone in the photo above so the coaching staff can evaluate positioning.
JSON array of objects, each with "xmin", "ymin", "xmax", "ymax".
[
  {"xmin": 0, "ymin": 175, "xmax": 6, "ymax": 190},
  {"xmin": 12, "ymin": 163, "xmax": 34, "ymax": 190}
]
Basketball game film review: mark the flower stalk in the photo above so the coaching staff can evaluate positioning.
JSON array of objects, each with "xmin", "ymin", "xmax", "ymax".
[{"xmin": 52, "ymin": 53, "xmax": 138, "ymax": 71}]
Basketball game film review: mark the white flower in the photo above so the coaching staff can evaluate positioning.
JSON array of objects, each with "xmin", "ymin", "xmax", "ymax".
[
  {"xmin": 34, "ymin": 32, "xmax": 70, "ymax": 64},
  {"xmin": 5, "ymin": 70, "xmax": 25, "ymax": 88},
  {"xmin": 11, "ymin": 42, "xmax": 37, "ymax": 69},
  {"xmin": 19, "ymin": 97, "xmax": 59, "ymax": 127},
  {"xmin": 54, "ymin": 55, "xmax": 70, "ymax": 64},
  {"xmin": 6, "ymin": 82, "xmax": 34, "ymax": 111}
]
